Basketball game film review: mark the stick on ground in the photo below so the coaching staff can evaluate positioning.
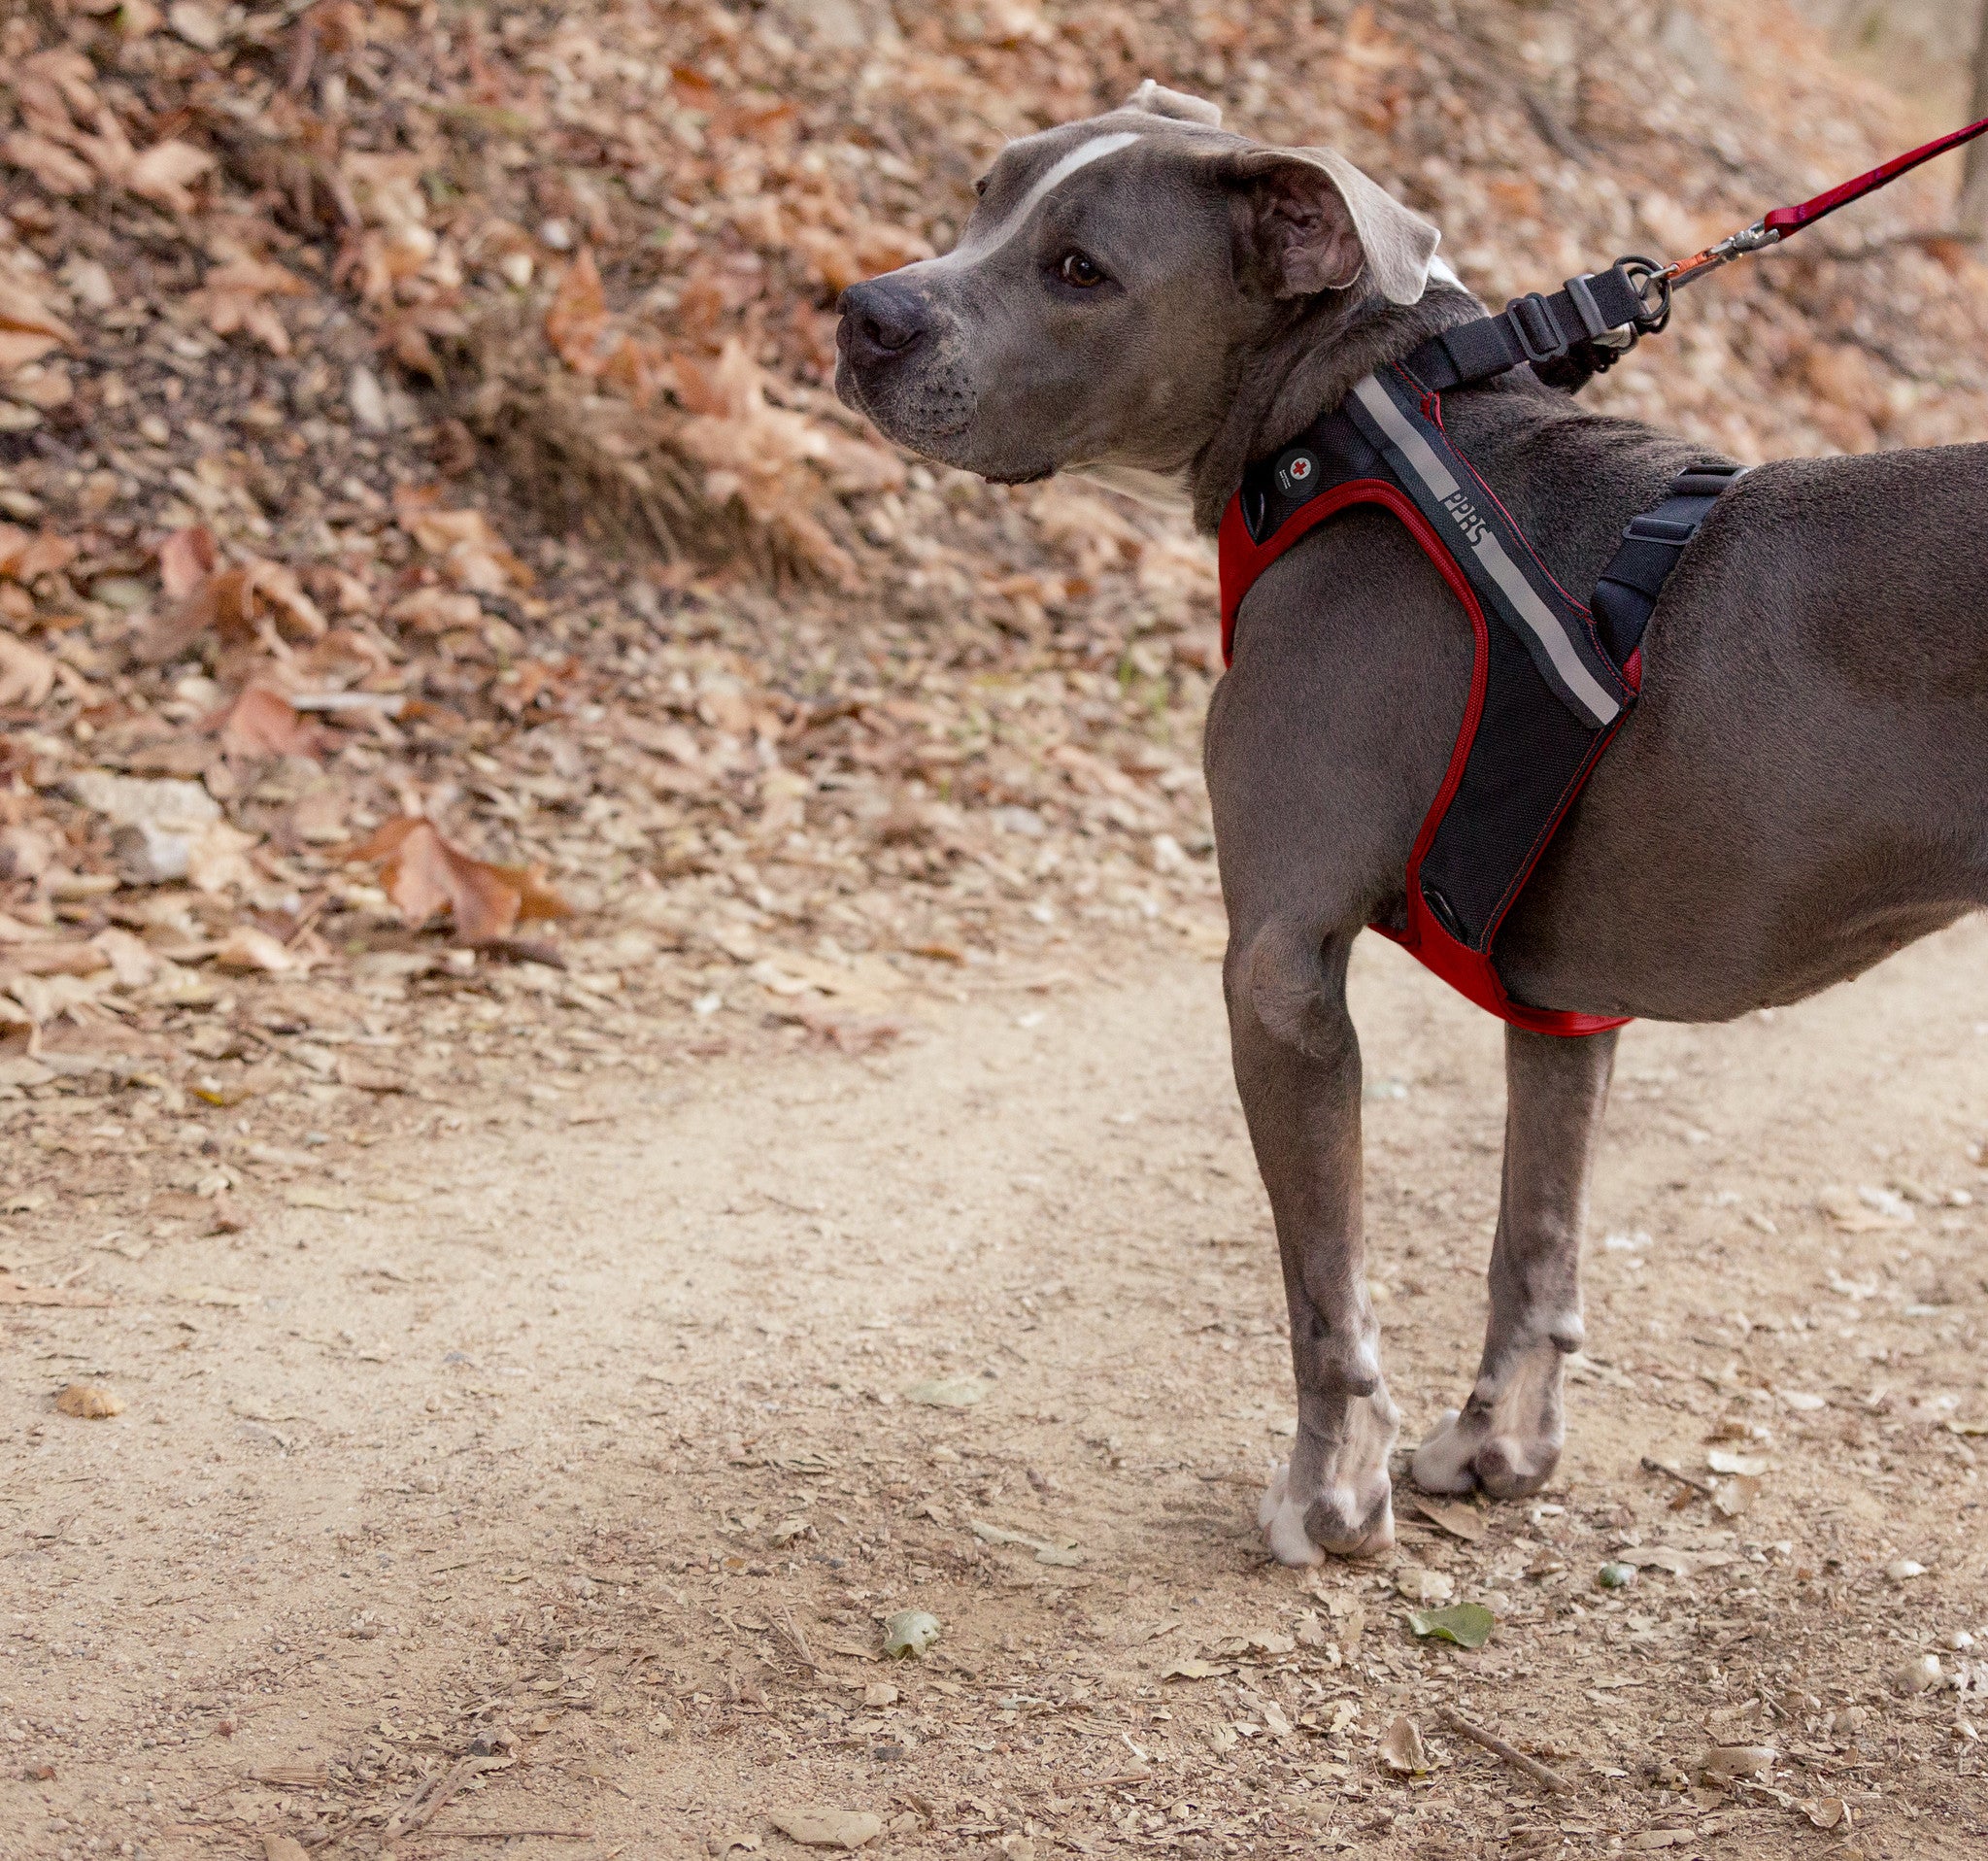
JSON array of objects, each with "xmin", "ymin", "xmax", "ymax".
[
  {"xmin": 428, "ymin": 1828, "xmax": 597, "ymax": 1841},
  {"xmin": 1436, "ymin": 1706, "xmax": 1575, "ymax": 1796},
  {"xmin": 1638, "ymin": 1455, "xmax": 1715, "ymax": 1497}
]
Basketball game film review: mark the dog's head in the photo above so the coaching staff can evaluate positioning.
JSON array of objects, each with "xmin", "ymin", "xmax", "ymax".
[{"xmin": 834, "ymin": 82, "xmax": 1441, "ymax": 497}]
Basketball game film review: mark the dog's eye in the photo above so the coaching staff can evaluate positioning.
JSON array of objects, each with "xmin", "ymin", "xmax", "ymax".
[{"xmin": 1058, "ymin": 250, "xmax": 1105, "ymax": 288}]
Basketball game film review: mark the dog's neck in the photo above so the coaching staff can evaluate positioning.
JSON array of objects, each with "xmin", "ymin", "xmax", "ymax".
[{"xmin": 1187, "ymin": 283, "xmax": 1492, "ymax": 534}]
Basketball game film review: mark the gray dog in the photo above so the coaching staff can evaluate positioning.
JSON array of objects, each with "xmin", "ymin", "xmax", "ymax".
[{"xmin": 833, "ymin": 82, "xmax": 1988, "ymax": 1565}]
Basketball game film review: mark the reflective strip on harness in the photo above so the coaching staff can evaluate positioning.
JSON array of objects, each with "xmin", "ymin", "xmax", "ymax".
[{"xmin": 1218, "ymin": 367, "xmax": 1741, "ymax": 1037}]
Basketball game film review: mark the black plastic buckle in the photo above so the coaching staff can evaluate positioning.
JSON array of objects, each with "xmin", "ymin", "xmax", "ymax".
[
  {"xmin": 1505, "ymin": 291, "xmax": 1569, "ymax": 365},
  {"xmin": 1621, "ymin": 514, "xmax": 1695, "ymax": 547}
]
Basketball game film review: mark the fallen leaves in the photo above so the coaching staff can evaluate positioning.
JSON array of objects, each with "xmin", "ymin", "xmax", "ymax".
[
  {"xmin": 1700, "ymin": 1743, "xmax": 1777, "ymax": 1782},
  {"xmin": 968, "ymin": 1519, "xmax": 1083, "ymax": 1567},
  {"xmin": 0, "ymin": 630, "xmax": 58, "ymax": 706},
  {"xmin": 1407, "ymin": 1494, "xmax": 1486, "ymax": 1542},
  {"xmin": 213, "ymin": 925, "xmax": 307, "ymax": 974},
  {"xmin": 1380, "ymin": 1713, "xmax": 1429, "ymax": 1775},
  {"xmin": 1405, "ymin": 1602, "xmax": 1495, "ymax": 1648},
  {"xmin": 345, "ymin": 817, "xmax": 569, "ymax": 945},
  {"xmin": 766, "ymin": 1810, "xmax": 882, "ymax": 1851},
  {"xmin": 190, "ymin": 256, "xmax": 310, "ymax": 355},
  {"xmin": 211, "ymin": 685, "xmax": 323, "ymax": 761}
]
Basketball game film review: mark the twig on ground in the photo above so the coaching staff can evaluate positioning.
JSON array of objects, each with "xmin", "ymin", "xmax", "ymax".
[
  {"xmin": 1436, "ymin": 1706, "xmax": 1575, "ymax": 1797},
  {"xmin": 381, "ymin": 1755, "xmax": 505, "ymax": 1842},
  {"xmin": 1638, "ymin": 1455, "xmax": 1714, "ymax": 1496},
  {"xmin": 428, "ymin": 1828, "xmax": 597, "ymax": 1841}
]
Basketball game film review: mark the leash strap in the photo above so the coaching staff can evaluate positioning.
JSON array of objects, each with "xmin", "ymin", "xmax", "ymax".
[
  {"xmin": 1413, "ymin": 113, "xmax": 1988, "ymax": 392},
  {"xmin": 1667, "ymin": 112, "xmax": 1988, "ymax": 288}
]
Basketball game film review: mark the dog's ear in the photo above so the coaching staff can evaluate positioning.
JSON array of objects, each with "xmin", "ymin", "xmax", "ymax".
[
  {"xmin": 1220, "ymin": 147, "xmax": 1439, "ymax": 305},
  {"xmin": 1123, "ymin": 78, "xmax": 1223, "ymax": 126}
]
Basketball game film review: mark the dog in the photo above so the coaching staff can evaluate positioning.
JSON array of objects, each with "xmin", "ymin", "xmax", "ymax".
[{"xmin": 833, "ymin": 81, "xmax": 1988, "ymax": 1564}]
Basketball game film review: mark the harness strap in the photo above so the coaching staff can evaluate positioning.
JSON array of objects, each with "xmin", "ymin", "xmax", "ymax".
[
  {"xmin": 1405, "ymin": 259, "xmax": 1666, "ymax": 394},
  {"xmin": 1220, "ymin": 382, "xmax": 1743, "ymax": 1038},
  {"xmin": 1592, "ymin": 462, "xmax": 1748, "ymax": 663}
]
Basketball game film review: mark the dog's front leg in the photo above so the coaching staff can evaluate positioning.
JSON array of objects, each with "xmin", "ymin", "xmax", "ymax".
[
  {"xmin": 1228, "ymin": 921, "xmax": 1397, "ymax": 1564},
  {"xmin": 1413, "ymin": 1025, "xmax": 1617, "ymax": 1498}
]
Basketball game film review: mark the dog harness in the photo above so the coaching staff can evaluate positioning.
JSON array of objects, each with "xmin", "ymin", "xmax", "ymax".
[
  {"xmin": 1218, "ymin": 354, "xmax": 1742, "ymax": 1035},
  {"xmin": 1209, "ymin": 109, "xmax": 1988, "ymax": 1035}
]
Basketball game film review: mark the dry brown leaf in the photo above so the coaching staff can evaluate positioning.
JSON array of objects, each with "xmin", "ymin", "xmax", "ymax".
[
  {"xmin": 7, "ymin": 940, "xmax": 112, "ymax": 976},
  {"xmin": 159, "ymin": 524, "xmax": 219, "ymax": 601},
  {"xmin": 54, "ymin": 1383, "xmax": 124, "ymax": 1418},
  {"xmin": 141, "ymin": 564, "xmax": 260, "ymax": 663},
  {"xmin": 0, "ymin": 329, "xmax": 65, "ymax": 371},
  {"xmin": 336, "ymin": 1053, "xmax": 406, "ymax": 1092},
  {"xmin": 2, "ymin": 131, "xmax": 95, "ymax": 195},
  {"xmin": 546, "ymin": 247, "xmax": 611, "ymax": 374},
  {"xmin": 394, "ymin": 490, "xmax": 533, "ymax": 593},
  {"xmin": 192, "ymin": 257, "xmax": 309, "ymax": 355},
  {"xmin": 1380, "ymin": 1713, "xmax": 1429, "ymax": 1775},
  {"xmin": 2, "ymin": 530, "xmax": 80, "ymax": 583},
  {"xmin": 345, "ymin": 817, "xmax": 569, "ymax": 944},
  {"xmin": 213, "ymin": 685, "xmax": 322, "ymax": 761},
  {"xmin": 213, "ymin": 925, "xmax": 302, "ymax": 973},
  {"xmin": 0, "ymin": 632, "xmax": 57, "ymax": 707},
  {"xmin": 0, "ymin": 278, "xmax": 79, "ymax": 347},
  {"xmin": 387, "ymin": 586, "xmax": 484, "ymax": 632},
  {"xmin": 124, "ymin": 139, "xmax": 215, "ymax": 213},
  {"xmin": 185, "ymin": 821, "xmax": 261, "ymax": 894}
]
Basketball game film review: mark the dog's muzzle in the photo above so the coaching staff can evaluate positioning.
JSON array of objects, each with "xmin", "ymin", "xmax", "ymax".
[{"xmin": 837, "ymin": 278, "xmax": 932, "ymax": 370}]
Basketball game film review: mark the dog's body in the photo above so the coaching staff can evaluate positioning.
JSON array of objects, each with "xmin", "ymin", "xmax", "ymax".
[{"xmin": 836, "ymin": 85, "xmax": 1988, "ymax": 1563}]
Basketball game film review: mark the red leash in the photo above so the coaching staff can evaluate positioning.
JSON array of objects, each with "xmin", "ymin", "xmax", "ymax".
[{"xmin": 1662, "ymin": 114, "xmax": 1988, "ymax": 289}]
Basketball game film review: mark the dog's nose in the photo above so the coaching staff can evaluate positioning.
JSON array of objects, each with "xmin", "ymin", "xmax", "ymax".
[{"xmin": 838, "ymin": 279, "xmax": 930, "ymax": 366}]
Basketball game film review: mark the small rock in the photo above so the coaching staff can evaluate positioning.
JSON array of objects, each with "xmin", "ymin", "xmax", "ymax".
[
  {"xmin": 349, "ymin": 365, "xmax": 390, "ymax": 432},
  {"xmin": 1597, "ymin": 1561, "xmax": 1638, "ymax": 1589},
  {"xmin": 1884, "ymin": 1558, "xmax": 1927, "ymax": 1582},
  {"xmin": 1892, "ymin": 1653, "xmax": 1943, "ymax": 1695},
  {"xmin": 881, "ymin": 1609, "xmax": 939, "ymax": 1659},
  {"xmin": 1394, "ymin": 1566, "xmax": 1454, "ymax": 1607},
  {"xmin": 55, "ymin": 1384, "xmax": 125, "ymax": 1420}
]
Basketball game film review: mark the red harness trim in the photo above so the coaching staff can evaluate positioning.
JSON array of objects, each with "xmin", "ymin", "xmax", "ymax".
[{"xmin": 1218, "ymin": 482, "xmax": 1631, "ymax": 1039}]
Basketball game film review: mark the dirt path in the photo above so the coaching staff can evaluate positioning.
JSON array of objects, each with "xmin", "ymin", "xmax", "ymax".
[{"xmin": 6, "ymin": 919, "xmax": 1987, "ymax": 1860}]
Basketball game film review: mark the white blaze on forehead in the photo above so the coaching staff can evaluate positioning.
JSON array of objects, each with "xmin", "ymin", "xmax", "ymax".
[{"xmin": 931, "ymin": 129, "xmax": 1142, "ymax": 270}]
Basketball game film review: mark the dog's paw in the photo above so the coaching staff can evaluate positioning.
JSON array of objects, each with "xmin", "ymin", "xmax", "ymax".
[
  {"xmin": 1411, "ymin": 1343, "xmax": 1567, "ymax": 1500},
  {"xmin": 1259, "ymin": 1459, "xmax": 1395, "ymax": 1563},
  {"xmin": 1257, "ymin": 1386, "xmax": 1400, "ymax": 1563}
]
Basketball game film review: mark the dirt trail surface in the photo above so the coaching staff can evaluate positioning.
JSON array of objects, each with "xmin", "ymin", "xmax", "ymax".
[{"xmin": 6, "ymin": 919, "xmax": 1988, "ymax": 1860}]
